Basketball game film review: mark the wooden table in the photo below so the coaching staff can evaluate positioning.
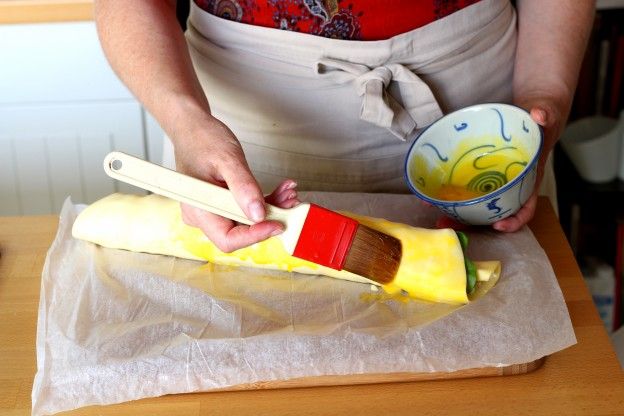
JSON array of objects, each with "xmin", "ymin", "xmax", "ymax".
[
  {"xmin": 1, "ymin": 197, "xmax": 623, "ymax": 415},
  {"xmin": 0, "ymin": 1, "xmax": 93, "ymax": 24}
]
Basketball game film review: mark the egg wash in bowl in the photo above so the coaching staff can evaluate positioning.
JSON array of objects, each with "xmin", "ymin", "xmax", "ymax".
[{"xmin": 405, "ymin": 104, "xmax": 543, "ymax": 225}]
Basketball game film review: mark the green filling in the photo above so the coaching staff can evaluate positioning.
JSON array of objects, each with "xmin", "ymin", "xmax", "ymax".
[
  {"xmin": 465, "ymin": 258, "xmax": 477, "ymax": 295},
  {"xmin": 456, "ymin": 231, "xmax": 469, "ymax": 251},
  {"xmin": 456, "ymin": 231, "xmax": 477, "ymax": 295}
]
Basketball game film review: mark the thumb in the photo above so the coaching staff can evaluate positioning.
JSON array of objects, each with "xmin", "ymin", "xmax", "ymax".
[
  {"xmin": 515, "ymin": 98, "xmax": 558, "ymax": 147},
  {"xmin": 530, "ymin": 107, "xmax": 549, "ymax": 127},
  {"xmin": 515, "ymin": 98, "xmax": 560, "ymax": 130},
  {"xmin": 219, "ymin": 158, "xmax": 266, "ymax": 223}
]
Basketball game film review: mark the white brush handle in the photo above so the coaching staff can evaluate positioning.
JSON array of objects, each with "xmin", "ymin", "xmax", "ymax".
[{"xmin": 103, "ymin": 151, "xmax": 309, "ymax": 253}]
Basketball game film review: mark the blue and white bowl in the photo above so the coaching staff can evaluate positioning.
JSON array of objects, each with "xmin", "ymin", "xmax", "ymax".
[{"xmin": 405, "ymin": 103, "xmax": 543, "ymax": 225}]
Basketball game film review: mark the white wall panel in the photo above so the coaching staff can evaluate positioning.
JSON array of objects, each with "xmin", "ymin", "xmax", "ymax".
[
  {"xmin": 12, "ymin": 136, "xmax": 54, "ymax": 215},
  {"xmin": 0, "ymin": 21, "xmax": 162, "ymax": 216},
  {"xmin": 0, "ymin": 22, "xmax": 132, "ymax": 104},
  {"xmin": 46, "ymin": 134, "xmax": 87, "ymax": 212},
  {"xmin": 0, "ymin": 140, "xmax": 22, "ymax": 215},
  {"xmin": 0, "ymin": 101, "xmax": 146, "ymax": 215}
]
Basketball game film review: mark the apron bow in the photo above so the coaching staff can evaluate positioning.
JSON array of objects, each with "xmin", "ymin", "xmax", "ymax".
[{"xmin": 316, "ymin": 57, "xmax": 443, "ymax": 140}]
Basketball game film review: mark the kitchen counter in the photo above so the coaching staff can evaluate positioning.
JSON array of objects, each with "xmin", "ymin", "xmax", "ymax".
[
  {"xmin": 1, "ymin": 197, "xmax": 623, "ymax": 415},
  {"xmin": 0, "ymin": 0, "xmax": 93, "ymax": 24}
]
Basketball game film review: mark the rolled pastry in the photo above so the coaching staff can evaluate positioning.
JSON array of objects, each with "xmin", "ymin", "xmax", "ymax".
[{"xmin": 72, "ymin": 193, "xmax": 500, "ymax": 304}]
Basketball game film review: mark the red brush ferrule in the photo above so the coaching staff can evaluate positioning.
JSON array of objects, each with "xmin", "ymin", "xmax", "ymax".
[{"xmin": 292, "ymin": 204, "xmax": 358, "ymax": 270}]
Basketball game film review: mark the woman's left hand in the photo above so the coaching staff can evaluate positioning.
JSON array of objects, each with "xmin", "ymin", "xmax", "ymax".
[
  {"xmin": 492, "ymin": 0, "xmax": 596, "ymax": 232},
  {"xmin": 435, "ymin": 95, "xmax": 570, "ymax": 232},
  {"xmin": 491, "ymin": 95, "xmax": 568, "ymax": 232}
]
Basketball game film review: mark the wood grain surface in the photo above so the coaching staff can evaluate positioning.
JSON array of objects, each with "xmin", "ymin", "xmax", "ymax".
[
  {"xmin": 213, "ymin": 357, "xmax": 546, "ymax": 392},
  {"xmin": 1, "ymin": 197, "xmax": 623, "ymax": 415},
  {"xmin": 0, "ymin": 0, "xmax": 93, "ymax": 24}
]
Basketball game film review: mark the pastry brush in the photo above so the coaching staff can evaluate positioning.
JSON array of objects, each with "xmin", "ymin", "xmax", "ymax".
[{"xmin": 103, "ymin": 151, "xmax": 402, "ymax": 284}]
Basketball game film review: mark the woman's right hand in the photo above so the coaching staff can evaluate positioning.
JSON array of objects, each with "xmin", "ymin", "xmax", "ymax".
[
  {"xmin": 175, "ymin": 116, "xmax": 299, "ymax": 252},
  {"xmin": 94, "ymin": 1, "xmax": 301, "ymax": 251}
]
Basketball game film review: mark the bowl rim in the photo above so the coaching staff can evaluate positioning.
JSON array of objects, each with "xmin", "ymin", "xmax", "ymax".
[{"xmin": 403, "ymin": 102, "xmax": 544, "ymax": 207}]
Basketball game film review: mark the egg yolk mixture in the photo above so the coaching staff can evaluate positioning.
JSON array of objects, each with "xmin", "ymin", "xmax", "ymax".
[{"xmin": 415, "ymin": 139, "xmax": 530, "ymax": 202}]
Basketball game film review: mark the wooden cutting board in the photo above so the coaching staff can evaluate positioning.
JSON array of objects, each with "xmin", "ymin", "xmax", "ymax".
[{"xmin": 217, "ymin": 357, "xmax": 546, "ymax": 391}]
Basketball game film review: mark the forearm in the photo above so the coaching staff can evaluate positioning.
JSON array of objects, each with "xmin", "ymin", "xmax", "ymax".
[
  {"xmin": 514, "ymin": 0, "xmax": 595, "ymax": 145},
  {"xmin": 94, "ymin": 0, "xmax": 212, "ymax": 147}
]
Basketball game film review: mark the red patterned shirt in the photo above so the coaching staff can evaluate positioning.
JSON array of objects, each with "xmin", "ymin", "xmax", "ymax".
[{"xmin": 194, "ymin": 0, "xmax": 482, "ymax": 40}]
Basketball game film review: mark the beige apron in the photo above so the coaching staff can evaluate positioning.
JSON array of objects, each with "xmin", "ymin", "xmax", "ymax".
[{"xmin": 164, "ymin": 0, "xmax": 557, "ymax": 210}]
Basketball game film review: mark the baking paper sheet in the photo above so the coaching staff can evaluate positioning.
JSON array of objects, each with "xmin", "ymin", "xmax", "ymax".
[{"xmin": 32, "ymin": 193, "xmax": 576, "ymax": 415}]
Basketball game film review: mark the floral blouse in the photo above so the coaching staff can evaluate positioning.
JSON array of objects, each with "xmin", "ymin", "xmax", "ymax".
[{"xmin": 194, "ymin": 0, "xmax": 482, "ymax": 40}]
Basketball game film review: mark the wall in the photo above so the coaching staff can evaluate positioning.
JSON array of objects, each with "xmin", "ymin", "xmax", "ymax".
[{"xmin": 0, "ymin": 21, "xmax": 164, "ymax": 215}]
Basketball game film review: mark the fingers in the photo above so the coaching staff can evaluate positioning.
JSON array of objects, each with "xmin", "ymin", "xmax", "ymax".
[
  {"xmin": 492, "ymin": 192, "xmax": 538, "ymax": 232},
  {"xmin": 516, "ymin": 98, "xmax": 565, "ymax": 154},
  {"xmin": 516, "ymin": 97, "xmax": 559, "ymax": 127},
  {"xmin": 515, "ymin": 100, "xmax": 561, "ymax": 224},
  {"xmin": 265, "ymin": 179, "xmax": 300, "ymax": 208},
  {"xmin": 530, "ymin": 107, "xmax": 549, "ymax": 127},
  {"xmin": 218, "ymin": 221, "xmax": 284, "ymax": 252},
  {"xmin": 174, "ymin": 118, "xmax": 288, "ymax": 251},
  {"xmin": 180, "ymin": 203, "xmax": 283, "ymax": 252},
  {"xmin": 516, "ymin": 97, "xmax": 563, "ymax": 142},
  {"xmin": 434, "ymin": 191, "xmax": 538, "ymax": 233},
  {"xmin": 176, "ymin": 119, "xmax": 267, "ymax": 224},
  {"xmin": 436, "ymin": 193, "xmax": 538, "ymax": 233},
  {"xmin": 180, "ymin": 178, "xmax": 300, "ymax": 252}
]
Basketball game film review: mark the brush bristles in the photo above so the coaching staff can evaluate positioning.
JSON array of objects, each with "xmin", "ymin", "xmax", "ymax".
[{"xmin": 343, "ymin": 225, "xmax": 402, "ymax": 284}]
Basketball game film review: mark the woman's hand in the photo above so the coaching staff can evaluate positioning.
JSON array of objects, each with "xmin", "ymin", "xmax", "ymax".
[
  {"xmin": 180, "ymin": 179, "xmax": 299, "ymax": 253},
  {"xmin": 176, "ymin": 117, "xmax": 299, "ymax": 252},
  {"xmin": 492, "ymin": 96, "xmax": 568, "ymax": 232},
  {"xmin": 434, "ymin": 95, "xmax": 570, "ymax": 232},
  {"xmin": 491, "ymin": 0, "xmax": 594, "ymax": 232},
  {"xmin": 435, "ymin": 0, "xmax": 594, "ymax": 233},
  {"xmin": 95, "ymin": 1, "xmax": 299, "ymax": 250}
]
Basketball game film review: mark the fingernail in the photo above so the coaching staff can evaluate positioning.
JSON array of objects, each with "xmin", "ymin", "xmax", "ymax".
[
  {"xmin": 248, "ymin": 201, "xmax": 265, "ymax": 222},
  {"xmin": 270, "ymin": 226, "xmax": 284, "ymax": 236},
  {"xmin": 278, "ymin": 191, "xmax": 296, "ymax": 204},
  {"xmin": 286, "ymin": 181, "xmax": 297, "ymax": 190}
]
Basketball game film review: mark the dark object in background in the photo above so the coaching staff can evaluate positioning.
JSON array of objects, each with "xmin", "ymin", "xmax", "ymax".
[
  {"xmin": 571, "ymin": 8, "xmax": 624, "ymax": 121},
  {"xmin": 176, "ymin": 1, "xmax": 190, "ymax": 31}
]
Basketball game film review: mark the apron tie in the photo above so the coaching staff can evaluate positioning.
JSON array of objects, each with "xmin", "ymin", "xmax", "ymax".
[{"xmin": 316, "ymin": 57, "xmax": 443, "ymax": 140}]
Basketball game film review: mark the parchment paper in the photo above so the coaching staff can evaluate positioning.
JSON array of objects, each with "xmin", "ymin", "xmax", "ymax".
[{"xmin": 32, "ymin": 193, "xmax": 576, "ymax": 415}]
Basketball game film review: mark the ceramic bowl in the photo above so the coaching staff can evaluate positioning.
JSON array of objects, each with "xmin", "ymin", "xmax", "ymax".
[{"xmin": 405, "ymin": 103, "xmax": 543, "ymax": 225}]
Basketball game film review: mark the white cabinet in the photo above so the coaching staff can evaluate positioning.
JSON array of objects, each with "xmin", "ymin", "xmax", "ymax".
[{"xmin": 0, "ymin": 21, "xmax": 164, "ymax": 215}]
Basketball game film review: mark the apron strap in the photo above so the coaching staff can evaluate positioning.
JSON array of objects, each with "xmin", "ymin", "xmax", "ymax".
[{"xmin": 316, "ymin": 57, "xmax": 444, "ymax": 140}]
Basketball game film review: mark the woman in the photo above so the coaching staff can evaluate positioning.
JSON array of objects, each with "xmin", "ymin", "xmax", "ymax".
[{"xmin": 94, "ymin": 0, "xmax": 595, "ymax": 252}]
